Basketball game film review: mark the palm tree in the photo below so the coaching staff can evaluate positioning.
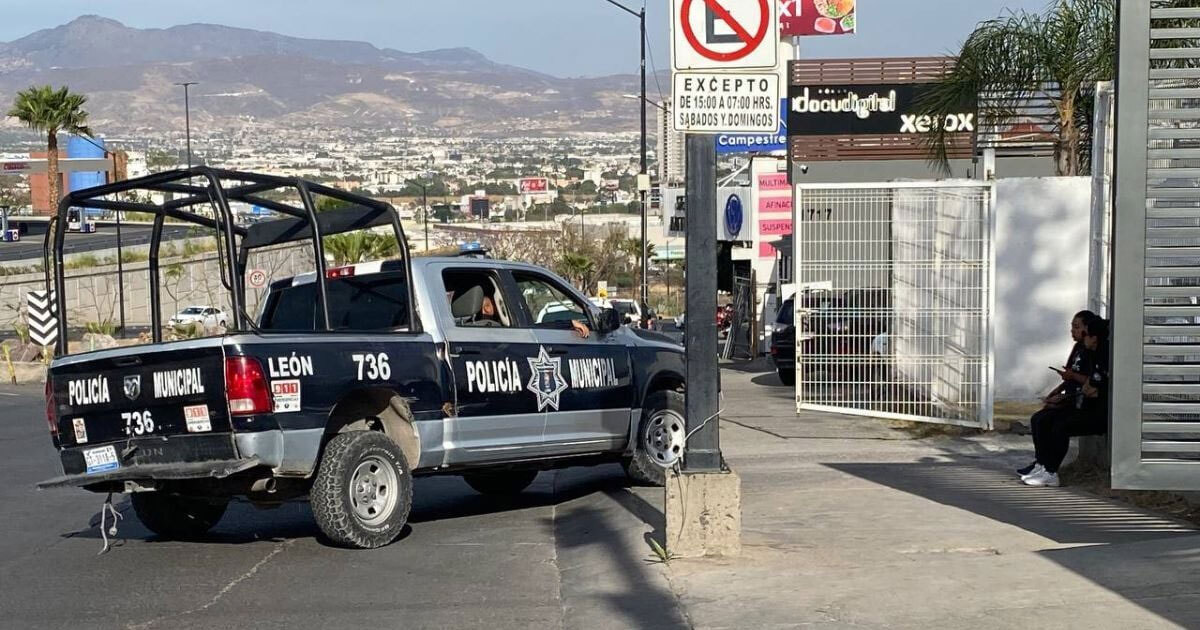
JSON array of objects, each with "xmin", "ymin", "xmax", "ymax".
[
  {"xmin": 323, "ymin": 231, "xmax": 399, "ymax": 266},
  {"xmin": 7, "ymin": 86, "xmax": 94, "ymax": 211},
  {"xmin": 558, "ymin": 252, "xmax": 595, "ymax": 291},
  {"xmin": 918, "ymin": 0, "xmax": 1114, "ymax": 176}
]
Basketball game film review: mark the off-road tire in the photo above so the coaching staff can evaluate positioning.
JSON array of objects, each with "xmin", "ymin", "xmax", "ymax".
[
  {"xmin": 778, "ymin": 368, "xmax": 796, "ymax": 386},
  {"xmin": 131, "ymin": 492, "xmax": 229, "ymax": 540},
  {"xmin": 311, "ymin": 431, "xmax": 412, "ymax": 549},
  {"xmin": 462, "ymin": 470, "xmax": 539, "ymax": 495},
  {"xmin": 623, "ymin": 390, "xmax": 685, "ymax": 487}
]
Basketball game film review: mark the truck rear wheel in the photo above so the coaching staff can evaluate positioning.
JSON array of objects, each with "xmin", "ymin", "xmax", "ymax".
[
  {"xmin": 131, "ymin": 492, "xmax": 229, "ymax": 540},
  {"xmin": 463, "ymin": 470, "xmax": 538, "ymax": 495},
  {"xmin": 311, "ymin": 431, "xmax": 412, "ymax": 549},
  {"xmin": 623, "ymin": 390, "xmax": 685, "ymax": 487}
]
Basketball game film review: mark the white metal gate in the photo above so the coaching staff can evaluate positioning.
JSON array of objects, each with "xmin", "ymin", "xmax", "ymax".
[{"xmin": 794, "ymin": 182, "xmax": 995, "ymax": 429}]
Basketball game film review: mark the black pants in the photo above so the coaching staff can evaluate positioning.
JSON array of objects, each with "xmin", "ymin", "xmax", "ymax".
[{"xmin": 1031, "ymin": 406, "xmax": 1105, "ymax": 474}]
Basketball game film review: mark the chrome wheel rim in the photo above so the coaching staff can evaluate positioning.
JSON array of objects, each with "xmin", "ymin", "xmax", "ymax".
[
  {"xmin": 349, "ymin": 456, "xmax": 398, "ymax": 526},
  {"xmin": 644, "ymin": 410, "xmax": 685, "ymax": 467}
]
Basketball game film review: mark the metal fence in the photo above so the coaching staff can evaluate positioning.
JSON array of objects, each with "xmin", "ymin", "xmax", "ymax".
[
  {"xmin": 794, "ymin": 182, "xmax": 995, "ymax": 429},
  {"xmin": 1111, "ymin": 2, "xmax": 1200, "ymax": 490}
]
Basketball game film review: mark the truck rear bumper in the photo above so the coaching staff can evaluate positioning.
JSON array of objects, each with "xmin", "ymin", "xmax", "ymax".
[{"xmin": 37, "ymin": 457, "xmax": 261, "ymax": 489}]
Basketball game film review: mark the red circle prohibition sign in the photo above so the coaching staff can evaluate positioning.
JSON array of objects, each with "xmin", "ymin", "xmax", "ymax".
[{"xmin": 680, "ymin": 0, "xmax": 770, "ymax": 62}]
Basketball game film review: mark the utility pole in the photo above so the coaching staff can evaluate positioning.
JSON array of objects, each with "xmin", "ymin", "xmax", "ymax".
[
  {"xmin": 639, "ymin": 4, "xmax": 649, "ymax": 329},
  {"xmin": 604, "ymin": 0, "xmax": 649, "ymax": 327},
  {"xmin": 684, "ymin": 134, "xmax": 720, "ymax": 472},
  {"xmin": 175, "ymin": 82, "xmax": 198, "ymax": 169}
]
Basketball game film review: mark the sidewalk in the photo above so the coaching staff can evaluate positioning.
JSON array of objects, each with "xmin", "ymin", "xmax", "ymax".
[{"xmin": 662, "ymin": 364, "xmax": 1200, "ymax": 629}]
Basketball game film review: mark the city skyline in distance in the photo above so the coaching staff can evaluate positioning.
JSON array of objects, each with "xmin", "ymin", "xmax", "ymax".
[{"xmin": 1, "ymin": 1, "xmax": 1055, "ymax": 78}]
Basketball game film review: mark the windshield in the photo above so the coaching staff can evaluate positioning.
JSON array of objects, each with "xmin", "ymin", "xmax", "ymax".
[
  {"xmin": 180, "ymin": 307, "xmax": 205, "ymax": 314},
  {"xmin": 776, "ymin": 299, "xmax": 795, "ymax": 326}
]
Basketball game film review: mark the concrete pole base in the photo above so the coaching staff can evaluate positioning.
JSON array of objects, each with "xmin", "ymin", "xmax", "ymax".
[{"xmin": 664, "ymin": 467, "xmax": 741, "ymax": 558}]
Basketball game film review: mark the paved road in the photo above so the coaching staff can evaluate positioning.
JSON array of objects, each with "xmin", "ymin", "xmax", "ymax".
[
  {"xmin": 0, "ymin": 384, "xmax": 683, "ymax": 630},
  {"xmin": 0, "ymin": 223, "xmax": 197, "ymax": 263}
]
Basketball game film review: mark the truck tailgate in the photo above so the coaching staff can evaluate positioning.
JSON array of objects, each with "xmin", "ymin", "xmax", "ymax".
[{"xmin": 47, "ymin": 338, "xmax": 238, "ymax": 480}]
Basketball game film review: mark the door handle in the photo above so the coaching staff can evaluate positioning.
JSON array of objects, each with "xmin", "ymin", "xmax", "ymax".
[
  {"xmin": 546, "ymin": 347, "xmax": 568, "ymax": 356},
  {"xmin": 451, "ymin": 346, "xmax": 481, "ymax": 356}
]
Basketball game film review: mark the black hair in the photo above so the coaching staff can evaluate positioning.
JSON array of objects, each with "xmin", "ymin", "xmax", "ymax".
[
  {"xmin": 1074, "ymin": 309, "xmax": 1098, "ymax": 322},
  {"xmin": 1084, "ymin": 315, "xmax": 1108, "ymax": 341}
]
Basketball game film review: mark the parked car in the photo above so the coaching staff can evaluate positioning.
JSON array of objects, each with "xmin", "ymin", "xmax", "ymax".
[
  {"xmin": 771, "ymin": 289, "xmax": 892, "ymax": 386},
  {"xmin": 168, "ymin": 306, "xmax": 228, "ymax": 329},
  {"xmin": 770, "ymin": 296, "xmax": 796, "ymax": 386},
  {"xmin": 39, "ymin": 170, "xmax": 688, "ymax": 550}
]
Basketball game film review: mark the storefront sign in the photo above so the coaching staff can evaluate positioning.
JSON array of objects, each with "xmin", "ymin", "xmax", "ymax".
[
  {"xmin": 788, "ymin": 83, "xmax": 975, "ymax": 136},
  {"xmin": 780, "ymin": 0, "xmax": 856, "ymax": 37}
]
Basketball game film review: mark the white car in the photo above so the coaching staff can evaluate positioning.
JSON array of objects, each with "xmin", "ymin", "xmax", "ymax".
[{"xmin": 168, "ymin": 306, "xmax": 228, "ymax": 329}]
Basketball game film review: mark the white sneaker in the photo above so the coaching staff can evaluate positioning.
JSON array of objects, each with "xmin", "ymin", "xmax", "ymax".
[
  {"xmin": 1023, "ymin": 470, "xmax": 1060, "ymax": 487},
  {"xmin": 1020, "ymin": 464, "xmax": 1045, "ymax": 480}
]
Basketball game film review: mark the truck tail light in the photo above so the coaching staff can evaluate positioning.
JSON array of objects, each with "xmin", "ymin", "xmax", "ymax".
[
  {"xmin": 225, "ymin": 357, "xmax": 271, "ymax": 416},
  {"xmin": 327, "ymin": 266, "xmax": 355, "ymax": 279},
  {"xmin": 44, "ymin": 377, "xmax": 58, "ymax": 438}
]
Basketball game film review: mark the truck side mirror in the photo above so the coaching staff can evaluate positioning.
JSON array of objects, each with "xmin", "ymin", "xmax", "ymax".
[{"xmin": 597, "ymin": 308, "xmax": 622, "ymax": 335}]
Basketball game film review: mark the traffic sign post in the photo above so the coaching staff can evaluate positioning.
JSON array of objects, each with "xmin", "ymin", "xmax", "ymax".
[{"xmin": 666, "ymin": 0, "xmax": 746, "ymax": 559}]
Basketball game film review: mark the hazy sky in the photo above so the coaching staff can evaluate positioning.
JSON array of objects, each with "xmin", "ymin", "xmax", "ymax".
[{"xmin": 0, "ymin": 1, "xmax": 1053, "ymax": 78}]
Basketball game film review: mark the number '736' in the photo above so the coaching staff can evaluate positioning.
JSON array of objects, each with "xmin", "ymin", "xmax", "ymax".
[{"xmin": 351, "ymin": 353, "xmax": 391, "ymax": 381}]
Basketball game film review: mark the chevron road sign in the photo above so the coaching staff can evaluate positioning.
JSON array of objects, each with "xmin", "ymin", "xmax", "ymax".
[{"xmin": 26, "ymin": 290, "xmax": 58, "ymax": 348}]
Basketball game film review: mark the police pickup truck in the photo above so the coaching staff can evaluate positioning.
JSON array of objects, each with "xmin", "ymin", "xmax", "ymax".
[{"xmin": 39, "ymin": 169, "xmax": 687, "ymax": 549}]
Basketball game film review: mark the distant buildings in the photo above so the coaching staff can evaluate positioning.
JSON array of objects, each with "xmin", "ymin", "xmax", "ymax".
[{"xmin": 657, "ymin": 105, "xmax": 685, "ymax": 186}]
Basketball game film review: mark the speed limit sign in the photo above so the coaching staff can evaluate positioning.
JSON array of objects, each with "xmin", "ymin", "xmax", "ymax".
[{"xmin": 248, "ymin": 269, "xmax": 269, "ymax": 289}]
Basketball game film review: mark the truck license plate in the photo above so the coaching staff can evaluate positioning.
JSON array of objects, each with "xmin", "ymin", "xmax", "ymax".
[{"xmin": 83, "ymin": 445, "xmax": 119, "ymax": 475}]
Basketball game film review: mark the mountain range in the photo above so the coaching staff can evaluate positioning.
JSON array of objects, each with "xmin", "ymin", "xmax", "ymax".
[{"xmin": 0, "ymin": 16, "xmax": 657, "ymax": 136}]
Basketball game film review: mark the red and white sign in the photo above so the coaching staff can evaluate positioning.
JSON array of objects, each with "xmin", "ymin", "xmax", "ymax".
[
  {"xmin": 184, "ymin": 404, "xmax": 212, "ymax": 433},
  {"xmin": 780, "ymin": 0, "xmax": 856, "ymax": 37},
  {"xmin": 519, "ymin": 177, "xmax": 549, "ymax": 195},
  {"xmin": 272, "ymin": 379, "xmax": 301, "ymax": 413},
  {"xmin": 672, "ymin": 0, "xmax": 778, "ymax": 71},
  {"xmin": 247, "ymin": 269, "xmax": 269, "ymax": 289}
]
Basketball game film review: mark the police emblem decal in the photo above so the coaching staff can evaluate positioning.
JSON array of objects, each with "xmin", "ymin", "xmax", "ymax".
[{"xmin": 527, "ymin": 346, "xmax": 568, "ymax": 411}]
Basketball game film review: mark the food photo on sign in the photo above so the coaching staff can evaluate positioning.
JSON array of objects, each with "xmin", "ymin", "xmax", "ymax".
[{"xmin": 780, "ymin": 0, "xmax": 855, "ymax": 37}]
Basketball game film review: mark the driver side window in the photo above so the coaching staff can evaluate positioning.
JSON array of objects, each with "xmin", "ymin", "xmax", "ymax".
[{"xmin": 513, "ymin": 272, "xmax": 588, "ymax": 328}]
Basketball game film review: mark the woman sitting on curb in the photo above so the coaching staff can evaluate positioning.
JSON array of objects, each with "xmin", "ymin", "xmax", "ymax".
[
  {"xmin": 1022, "ymin": 315, "xmax": 1110, "ymax": 488},
  {"xmin": 1017, "ymin": 310, "xmax": 1096, "ymax": 479}
]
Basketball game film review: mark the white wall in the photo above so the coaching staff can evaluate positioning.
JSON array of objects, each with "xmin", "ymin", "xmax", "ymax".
[{"xmin": 994, "ymin": 177, "xmax": 1092, "ymax": 401}]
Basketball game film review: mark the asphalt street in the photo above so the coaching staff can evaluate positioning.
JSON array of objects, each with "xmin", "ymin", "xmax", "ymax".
[
  {"xmin": 0, "ymin": 223, "xmax": 197, "ymax": 262},
  {"xmin": 0, "ymin": 383, "xmax": 684, "ymax": 630}
]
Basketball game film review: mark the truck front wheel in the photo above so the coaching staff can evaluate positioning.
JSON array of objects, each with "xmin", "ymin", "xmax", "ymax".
[
  {"xmin": 131, "ymin": 492, "xmax": 229, "ymax": 540},
  {"xmin": 311, "ymin": 431, "xmax": 413, "ymax": 549},
  {"xmin": 623, "ymin": 390, "xmax": 686, "ymax": 487}
]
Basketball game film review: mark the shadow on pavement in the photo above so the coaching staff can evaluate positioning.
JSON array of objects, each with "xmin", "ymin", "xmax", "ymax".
[
  {"xmin": 548, "ymin": 470, "xmax": 686, "ymax": 630},
  {"xmin": 827, "ymin": 460, "xmax": 1194, "ymax": 546},
  {"xmin": 63, "ymin": 465, "xmax": 664, "ymax": 551},
  {"xmin": 827, "ymin": 460, "xmax": 1200, "ymax": 626}
]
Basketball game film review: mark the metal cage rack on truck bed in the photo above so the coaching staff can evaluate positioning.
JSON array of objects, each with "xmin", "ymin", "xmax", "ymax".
[{"xmin": 43, "ymin": 167, "xmax": 416, "ymax": 355}]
